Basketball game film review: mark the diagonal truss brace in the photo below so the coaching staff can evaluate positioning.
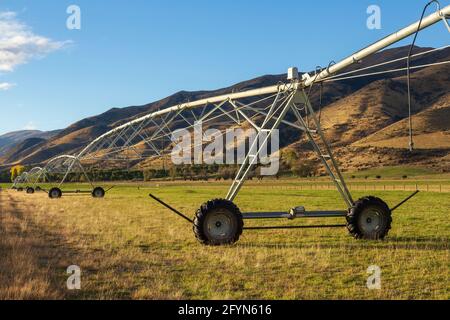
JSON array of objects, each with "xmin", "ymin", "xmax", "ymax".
[
  {"xmin": 226, "ymin": 91, "xmax": 297, "ymax": 201},
  {"xmin": 226, "ymin": 89, "xmax": 354, "ymax": 208}
]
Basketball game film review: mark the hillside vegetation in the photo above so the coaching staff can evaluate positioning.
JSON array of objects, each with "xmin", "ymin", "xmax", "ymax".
[{"xmin": 1, "ymin": 46, "xmax": 449, "ymax": 174}]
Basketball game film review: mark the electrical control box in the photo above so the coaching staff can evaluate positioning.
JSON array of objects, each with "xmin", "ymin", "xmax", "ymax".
[{"xmin": 287, "ymin": 67, "xmax": 299, "ymax": 80}]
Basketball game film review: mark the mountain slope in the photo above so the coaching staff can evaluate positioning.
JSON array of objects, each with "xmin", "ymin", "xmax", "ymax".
[
  {"xmin": 354, "ymin": 92, "xmax": 450, "ymax": 149},
  {"xmin": 0, "ymin": 130, "xmax": 61, "ymax": 159},
  {"xmin": 2, "ymin": 45, "xmax": 449, "ymax": 172},
  {"xmin": 288, "ymin": 60, "xmax": 450, "ymax": 172}
]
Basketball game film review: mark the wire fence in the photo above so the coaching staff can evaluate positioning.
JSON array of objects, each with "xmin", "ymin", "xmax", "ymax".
[{"xmin": 265, "ymin": 184, "xmax": 450, "ymax": 193}]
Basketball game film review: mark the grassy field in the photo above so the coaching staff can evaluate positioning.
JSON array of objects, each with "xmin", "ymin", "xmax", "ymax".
[{"xmin": 0, "ymin": 179, "xmax": 449, "ymax": 300}]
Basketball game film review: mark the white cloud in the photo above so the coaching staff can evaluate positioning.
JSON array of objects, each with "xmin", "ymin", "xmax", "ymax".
[
  {"xmin": 0, "ymin": 82, "xmax": 15, "ymax": 91},
  {"xmin": 0, "ymin": 11, "xmax": 70, "ymax": 72},
  {"xmin": 23, "ymin": 121, "xmax": 37, "ymax": 130}
]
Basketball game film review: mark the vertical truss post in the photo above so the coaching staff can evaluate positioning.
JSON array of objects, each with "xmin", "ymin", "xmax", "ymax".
[
  {"xmin": 226, "ymin": 91, "xmax": 296, "ymax": 201},
  {"xmin": 76, "ymin": 159, "xmax": 94, "ymax": 188},
  {"xmin": 34, "ymin": 169, "xmax": 45, "ymax": 187},
  {"xmin": 57, "ymin": 157, "xmax": 90, "ymax": 188},
  {"xmin": 290, "ymin": 90, "xmax": 354, "ymax": 207},
  {"xmin": 33, "ymin": 169, "xmax": 49, "ymax": 187}
]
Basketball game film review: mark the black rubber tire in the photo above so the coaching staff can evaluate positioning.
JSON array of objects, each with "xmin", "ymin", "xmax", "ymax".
[
  {"xmin": 193, "ymin": 199, "xmax": 244, "ymax": 246},
  {"xmin": 26, "ymin": 187, "xmax": 35, "ymax": 194},
  {"xmin": 17, "ymin": 187, "xmax": 23, "ymax": 192},
  {"xmin": 347, "ymin": 196, "xmax": 392, "ymax": 240},
  {"xmin": 92, "ymin": 187, "xmax": 105, "ymax": 198},
  {"xmin": 48, "ymin": 187, "xmax": 62, "ymax": 199}
]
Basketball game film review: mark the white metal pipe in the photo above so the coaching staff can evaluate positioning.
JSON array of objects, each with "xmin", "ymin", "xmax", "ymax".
[
  {"xmin": 77, "ymin": 83, "xmax": 294, "ymax": 158},
  {"xmin": 77, "ymin": 5, "xmax": 450, "ymax": 159},
  {"xmin": 304, "ymin": 5, "xmax": 450, "ymax": 86}
]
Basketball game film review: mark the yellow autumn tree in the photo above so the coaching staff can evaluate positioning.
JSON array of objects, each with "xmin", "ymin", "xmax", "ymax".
[{"xmin": 10, "ymin": 165, "xmax": 25, "ymax": 182}]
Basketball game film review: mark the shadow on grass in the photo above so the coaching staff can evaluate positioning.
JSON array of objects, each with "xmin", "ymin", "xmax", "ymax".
[
  {"xmin": 1, "ymin": 191, "xmax": 156, "ymax": 300},
  {"xmin": 0, "ymin": 192, "xmax": 110, "ymax": 299},
  {"xmin": 238, "ymin": 236, "xmax": 449, "ymax": 251}
]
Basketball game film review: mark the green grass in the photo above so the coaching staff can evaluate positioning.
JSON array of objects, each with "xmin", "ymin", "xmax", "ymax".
[
  {"xmin": 350, "ymin": 166, "xmax": 435, "ymax": 177},
  {"xmin": 343, "ymin": 165, "xmax": 446, "ymax": 179},
  {"xmin": 1, "ymin": 179, "xmax": 448, "ymax": 300}
]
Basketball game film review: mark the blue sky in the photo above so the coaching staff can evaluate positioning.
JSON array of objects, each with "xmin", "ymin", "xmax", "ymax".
[{"xmin": 0, "ymin": 0, "xmax": 449, "ymax": 135}]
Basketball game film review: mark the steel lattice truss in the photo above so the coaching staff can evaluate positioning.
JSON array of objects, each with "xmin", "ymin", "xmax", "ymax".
[
  {"xmin": 33, "ymin": 84, "xmax": 306, "ymax": 188},
  {"xmin": 79, "ymin": 86, "xmax": 295, "ymax": 163},
  {"xmin": 12, "ymin": 172, "xmax": 28, "ymax": 188},
  {"xmin": 29, "ymin": 85, "xmax": 354, "ymax": 205},
  {"xmin": 23, "ymin": 4, "xmax": 450, "ymax": 207},
  {"xmin": 34, "ymin": 155, "xmax": 93, "ymax": 187},
  {"xmin": 26, "ymin": 167, "xmax": 43, "ymax": 184},
  {"xmin": 12, "ymin": 168, "xmax": 41, "ymax": 187}
]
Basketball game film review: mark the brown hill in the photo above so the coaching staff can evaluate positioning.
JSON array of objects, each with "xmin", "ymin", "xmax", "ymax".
[
  {"xmin": 1, "ymin": 45, "xmax": 449, "ymax": 173},
  {"xmin": 354, "ymin": 93, "xmax": 450, "ymax": 149},
  {"xmin": 288, "ymin": 60, "xmax": 450, "ymax": 172}
]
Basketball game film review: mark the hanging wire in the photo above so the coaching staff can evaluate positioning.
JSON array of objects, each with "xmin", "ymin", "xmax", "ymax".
[
  {"xmin": 323, "ymin": 45, "xmax": 449, "ymax": 81},
  {"xmin": 322, "ymin": 60, "xmax": 450, "ymax": 82},
  {"xmin": 317, "ymin": 62, "xmax": 336, "ymax": 126},
  {"xmin": 305, "ymin": 66, "xmax": 323, "ymax": 127},
  {"xmin": 407, "ymin": 0, "xmax": 442, "ymax": 152},
  {"xmin": 304, "ymin": 63, "xmax": 336, "ymax": 129},
  {"xmin": 318, "ymin": 82, "xmax": 323, "ymax": 125}
]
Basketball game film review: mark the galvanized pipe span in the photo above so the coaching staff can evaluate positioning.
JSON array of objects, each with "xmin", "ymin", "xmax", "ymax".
[
  {"xmin": 75, "ymin": 4, "xmax": 450, "ymax": 161},
  {"xmin": 304, "ymin": 4, "xmax": 450, "ymax": 86}
]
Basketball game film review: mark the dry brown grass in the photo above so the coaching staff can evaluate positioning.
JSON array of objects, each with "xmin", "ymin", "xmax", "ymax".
[
  {"xmin": 354, "ymin": 93, "xmax": 450, "ymax": 150},
  {"xmin": 0, "ymin": 191, "xmax": 63, "ymax": 299}
]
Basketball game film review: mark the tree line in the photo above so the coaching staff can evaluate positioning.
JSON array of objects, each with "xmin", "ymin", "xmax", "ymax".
[{"xmin": 0, "ymin": 150, "xmax": 317, "ymax": 183}]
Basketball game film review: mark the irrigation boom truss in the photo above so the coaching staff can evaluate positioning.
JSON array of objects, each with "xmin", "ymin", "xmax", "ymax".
[{"xmin": 20, "ymin": 4, "xmax": 450, "ymax": 244}]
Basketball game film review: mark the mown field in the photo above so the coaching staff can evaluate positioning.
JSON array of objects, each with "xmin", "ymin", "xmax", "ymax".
[{"xmin": 0, "ymin": 178, "xmax": 449, "ymax": 300}]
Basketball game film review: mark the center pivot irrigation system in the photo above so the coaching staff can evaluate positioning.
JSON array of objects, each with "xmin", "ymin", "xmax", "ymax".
[{"xmin": 14, "ymin": 3, "xmax": 450, "ymax": 245}]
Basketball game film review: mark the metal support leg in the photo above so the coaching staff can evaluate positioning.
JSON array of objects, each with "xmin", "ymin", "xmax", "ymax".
[
  {"xmin": 290, "ymin": 90, "xmax": 354, "ymax": 207},
  {"xmin": 226, "ymin": 91, "xmax": 296, "ymax": 201},
  {"xmin": 58, "ymin": 157, "xmax": 81, "ymax": 188}
]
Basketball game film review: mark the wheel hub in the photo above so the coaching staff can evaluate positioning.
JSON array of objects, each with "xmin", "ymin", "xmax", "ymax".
[
  {"xmin": 206, "ymin": 211, "xmax": 233, "ymax": 239},
  {"xmin": 359, "ymin": 209, "xmax": 382, "ymax": 233},
  {"xmin": 347, "ymin": 196, "xmax": 392, "ymax": 240}
]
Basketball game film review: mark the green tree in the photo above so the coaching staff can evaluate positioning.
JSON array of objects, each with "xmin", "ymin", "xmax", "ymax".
[{"xmin": 292, "ymin": 160, "xmax": 316, "ymax": 177}]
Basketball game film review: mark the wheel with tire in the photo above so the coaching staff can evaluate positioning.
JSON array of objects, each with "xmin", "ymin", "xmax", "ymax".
[
  {"xmin": 347, "ymin": 196, "xmax": 392, "ymax": 240},
  {"xmin": 48, "ymin": 187, "xmax": 62, "ymax": 199},
  {"xmin": 92, "ymin": 187, "xmax": 105, "ymax": 198},
  {"xmin": 26, "ymin": 187, "xmax": 35, "ymax": 194},
  {"xmin": 17, "ymin": 187, "xmax": 23, "ymax": 192},
  {"xmin": 193, "ymin": 199, "xmax": 244, "ymax": 246}
]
